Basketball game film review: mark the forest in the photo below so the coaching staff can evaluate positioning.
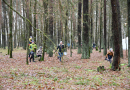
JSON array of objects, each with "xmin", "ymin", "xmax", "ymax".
[{"xmin": 0, "ymin": 0, "xmax": 130, "ymax": 89}]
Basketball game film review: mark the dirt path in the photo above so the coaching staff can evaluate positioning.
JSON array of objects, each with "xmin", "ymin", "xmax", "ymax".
[{"xmin": 0, "ymin": 49, "xmax": 130, "ymax": 90}]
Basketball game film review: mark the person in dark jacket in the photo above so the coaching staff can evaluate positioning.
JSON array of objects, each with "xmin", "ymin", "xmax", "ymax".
[
  {"xmin": 105, "ymin": 48, "xmax": 114, "ymax": 64},
  {"xmin": 93, "ymin": 43, "xmax": 96, "ymax": 49},
  {"xmin": 57, "ymin": 41, "xmax": 64, "ymax": 62},
  {"xmin": 28, "ymin": 50, "xmax": 35, "ymax": 62}
]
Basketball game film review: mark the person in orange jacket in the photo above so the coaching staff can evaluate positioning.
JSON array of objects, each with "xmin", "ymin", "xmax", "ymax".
[{"xmin": 105, "ymin": 48, "xmax": 114, "ymax": 64}]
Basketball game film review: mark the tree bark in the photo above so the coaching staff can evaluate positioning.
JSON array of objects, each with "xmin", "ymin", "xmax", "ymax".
[
  {"xmin": 111, "ymin": 0, "xmax": 120, "ymax": 71},
  {"xmin": 41, "ymin": 0, "xmax": 48, "ymax": 61},
  {"xmin": 22, "ymin": 0, "xmax": 26, "ymax": 50},
  {"xmin": 29, "ymin": 0, "xmax": 32, "ymax": 37},
  {"xmin": 82, "ymin": 0, "xmax": 89, "ymax": 59},
  {"xmin": 48, "ymin": 0, "xmax": 53, "ymax": 57},
  {"xmin": 103, "ymin": 0, "xmax": 107, "ymax": 55},
  {"xmin": 9, "ymin": 0, "xmax": 13, "ymax": 58},
  {"xmin": 116, "ymin": 0, "xmax": 123, "ymax": 58},
  {"xmin": 70, "ymin": 11, "xmax": 72, "ymax": 57},
  {"xmin": 26, "ymin": 0, "xmax": 30, "ymax": 65},
  {"xmin": 2, "ymin": 1, "xmax": 6, "ymax": 49},
  {"xmin": 95, "ymin": 0, "xmax": 98, "ymax": 50},
  {"xmin": 14, "ymin": 0, "xmax": 18, "ymax": 49},
  {"xmin": 78, "ymin": 0, "xmax": 82, "ymax": 54},
  {"xmin": 128, "ymin": 0, "xmax": 130, "ymax": 67},
  {"xmin": 90, "ymin": 0, "xmax": 93, "ymax": 53},
  {"xmin": 0, "ymin": 0, "xmax": 1, "ymax": 48},
  {"xmin": 65, "ymin": 0, "xmax": 68, "ymax": 52},
  {"xmin": 34, "ymin": 0, "xmax": 37, "ymax": 43},
  {"xmin": 99, "ymin": 0, "xmax": 102, "ymax": 52}
]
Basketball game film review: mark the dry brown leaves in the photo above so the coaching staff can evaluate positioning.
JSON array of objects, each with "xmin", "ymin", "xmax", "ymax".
[{"xmin": 0, "ymin": 48, "xmax": 130, "ymax": 90}]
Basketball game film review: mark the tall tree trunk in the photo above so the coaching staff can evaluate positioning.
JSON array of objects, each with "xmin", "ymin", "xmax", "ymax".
[
  {"xmin": 14, "ymin": 0, "xmax": 18, "ymax": 49},
  {"xmin": 58, "ymin": 0, "xmax": 63, "ymax": 41},
  {"xmin": 111, "ymin": 0, "xmax": 120, "ymax": 71},
  {"xmin": 108, "ymin": 13, "xmax": 111, "ymax": 49},
  {"xmin": 65, "ymin": 0, "xmax": 68, "ymax": 52},
  {"xmin": 72, "ymin": 11, "xmax": 76, "ymax": 49},
  {"xmin": 26, "ymin": 0, "xmax": 31, "ymax": 65},
  {"xmin": 29, "ymin": 0, "xmax": 32, "ymax": 37},
  {"xmin": 128, "ymin": 0, "xmax": 130, "ymax": 67},
  {"xmin": 78, "ymin": 0, "xmax": 82, "ymax": 54},
  {"xmin": 58, "ymin": 20, "xmax": 61, "ymax": 44},
  {"xmin": 103, "ymin": 0, "xmax": 107, "ymax": 55},
  {"xmin": 48, "ymin": 0, "xmax": 53, "ymax": 57},
  {"xmin": 90, "ymin": 0, "xmax": 93, "ymax": 53},
  {"xmin": 95, "ymin": 0, "xmax": 98, "ymax": 50},
  {"xmin": 23, "ymin": 0, "xmax": 26, "ymax": 50},
  {"xmin": 99, "ymin": 0, "xmax": 102, "ymax": 52},
  {"xmin": 0, "ymin": 0, "xmax": 1, "ymax": 48},
  {"xmin": 70, "ymin": 13, "xmax": 72, "ymax": 57},
  {"xmin": 34, "ymin": 0, "xmax": 37, "ymax": 43},
  {"xmin": 2, "ymin": 1, "xmax": 6, "ymax": 49},
  {"xmin": 82, "ymin": 0, "xmax": 89, "ymax": 59},
  {"xmin": 117, "ymin": 0, "xmax": 123, "ymax": 58},
  {"xmin": 41, "ymin": 0, "xmax": 48, "ymax": 61},
  {"xmin": 9, "ymin": 0, "xmax": 13, "ymax": 58}
]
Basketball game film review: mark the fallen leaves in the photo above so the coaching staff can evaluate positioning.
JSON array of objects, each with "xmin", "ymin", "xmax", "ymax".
[{"xmin": 0, "ymin": 49, "xmax": 130, "ymax": 89}]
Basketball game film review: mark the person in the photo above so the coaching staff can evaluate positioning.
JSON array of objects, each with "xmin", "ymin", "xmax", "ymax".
[
  {"xmin": 28, "ymin": 50, "xmax": 35, "ymax": 62},
  {"xmin": 105, "ymin": 48, "xmax": 114, "ymax": 64},
  {"xmin": 29, "ymin": 36, "xmax": 32, "ymax": 44},
  {"xmin": 57, "ymin": 41, "xmax": 64, "ymax": 62},
  {"xmin": 93, "ymin": 43, "xmax": 96, "ymax": 49},
  {"xmin": 67, "ymin": 42, "xmax": 70, "ymax": 49},
  {"xmin": 29, "ymin": 40, "xmax": 37, "ymax": 55},
  {"xmin": 36, "ymin": 46, "xmax": 42, "ymax": 61}
]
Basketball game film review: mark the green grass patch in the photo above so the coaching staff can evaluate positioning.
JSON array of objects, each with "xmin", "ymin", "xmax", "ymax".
[
  {"xmin": 92, "ymin": 75, "xmax": 103, "ymax": 86},
  {"xmin": 109, "ymin": 81, "xmax": 120, "ymax": 86},
  {"xmin": 75, "ymin": 66, "xmax": 81, "ymax": 69},
  {"xmin": 59, "ymin": 85, "xmax": 64, "ymax": 89},
  {"xmin": 74, "ymin": 79, "xmax": 90, "ymax": 85},
  {"xmin": 120, "ymin": 63, "xmax": 126, "ymax": 66},
  {"xmin": 53, "ymin": 77, "xmax": 58, "ymax": 81},
  {"xmin": 75, "ymin": 77, "xmax": 83, "ymax": 80}
]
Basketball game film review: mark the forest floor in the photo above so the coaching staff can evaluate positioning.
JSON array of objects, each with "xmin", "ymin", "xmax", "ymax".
[{"xmin": 0, "ymin": 48, "xmax": 130, "ymax": 90}]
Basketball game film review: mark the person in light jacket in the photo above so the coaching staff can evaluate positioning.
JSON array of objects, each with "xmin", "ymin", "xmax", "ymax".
[{"xmin": 36, "ymin": 46, "xmax": 42, "ymax": 61}]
